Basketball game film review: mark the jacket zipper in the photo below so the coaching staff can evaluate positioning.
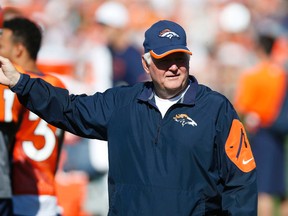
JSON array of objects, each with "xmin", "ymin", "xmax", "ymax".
[{"xmin": 154, "ymin": 125, "xmax": 161, "ymax": 145}]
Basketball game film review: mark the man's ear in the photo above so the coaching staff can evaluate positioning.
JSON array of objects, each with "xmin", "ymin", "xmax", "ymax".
[
  {"xmin": 141, "ymin": 56, "xmax": 150, "ymax": 74},
  {"xmin": 14, "ymin": 43, "xmax": 24, "ymax": 58}
]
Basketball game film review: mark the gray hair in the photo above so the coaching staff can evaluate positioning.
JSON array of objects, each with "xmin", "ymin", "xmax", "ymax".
[
  {"xmin": 143, "ymin": 52, "xmax": 152, "ymax": 65},
  {"xmin": 143, "ymin": 52, "xmax": 191, "ymax": 66}
]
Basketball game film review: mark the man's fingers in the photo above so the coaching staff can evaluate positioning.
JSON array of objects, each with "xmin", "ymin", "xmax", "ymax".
[{"xmin": 0, "ymin": 55, "xmax": 21, "ymax": 87}]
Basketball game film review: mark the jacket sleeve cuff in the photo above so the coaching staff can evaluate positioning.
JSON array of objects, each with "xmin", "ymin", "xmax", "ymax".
[{"xmin": 10, "ymin": 73, "xmax": 30, "ymax": 94}]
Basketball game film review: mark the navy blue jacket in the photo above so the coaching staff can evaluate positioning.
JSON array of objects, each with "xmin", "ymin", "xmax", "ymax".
[{"xmin": 12, "ymin": 74, "xmax": 257, "ymax": 216}]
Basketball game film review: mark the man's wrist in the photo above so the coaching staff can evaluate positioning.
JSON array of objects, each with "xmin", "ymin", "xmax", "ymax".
[{"xmin": 10, "ymin": 73, "xmax": 23, "ymax": 90}]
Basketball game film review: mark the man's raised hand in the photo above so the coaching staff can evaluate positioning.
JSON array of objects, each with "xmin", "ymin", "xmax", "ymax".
[{"xmin": 0, "ymin": 56, "xmax": 21, "ymax": 88}]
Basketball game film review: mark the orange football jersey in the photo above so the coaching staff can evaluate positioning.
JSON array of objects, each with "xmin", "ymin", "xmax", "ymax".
[
  {"xmin": 12, "ymin": 70, "xmax": 66, "ymax": 196},
  {"xmin": 234, "ymin": 61, "xmax": 286, "ymax": 127}
]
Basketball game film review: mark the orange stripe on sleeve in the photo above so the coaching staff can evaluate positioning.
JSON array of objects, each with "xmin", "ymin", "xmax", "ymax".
[{"xmin": 225, "ymin": 119, "xmax": 256, "ymax": 172}]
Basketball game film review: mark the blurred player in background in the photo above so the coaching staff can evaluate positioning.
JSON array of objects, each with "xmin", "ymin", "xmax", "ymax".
[
  {"xmin": 95, "ymin": 1, "xmax": 148, "ymax": 87},
  {"xmin": 0, "ymin": 17, "xmax": 66, "ymax": 216},
  {"xmin": 234, "ymin": 31, "xmax": 288, "ymax": 216}
]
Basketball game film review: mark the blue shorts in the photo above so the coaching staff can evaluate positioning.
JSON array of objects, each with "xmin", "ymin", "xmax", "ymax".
[
  {"xmin": 250, "ymin": 128, "xmax": 286, "ymax": 197},
  {"xmin": 0, "ymin": 199, "xmax": 13, "ymax": 216}
]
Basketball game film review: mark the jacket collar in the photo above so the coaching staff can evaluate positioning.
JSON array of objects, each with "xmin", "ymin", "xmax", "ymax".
[{"xmin": 138, "ymin": 75, "xmax": 198, "ymax": 106}]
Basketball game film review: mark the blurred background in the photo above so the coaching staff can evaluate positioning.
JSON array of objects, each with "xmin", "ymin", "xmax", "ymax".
[{"xmin": 0, "ymin": 0, "xmax": 288, "ymax": 216}]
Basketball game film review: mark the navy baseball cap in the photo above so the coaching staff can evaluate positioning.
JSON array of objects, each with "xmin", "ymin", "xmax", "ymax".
[{"xmin": 143, "ymin": 20, "xmax": 192, "ymax": 59}]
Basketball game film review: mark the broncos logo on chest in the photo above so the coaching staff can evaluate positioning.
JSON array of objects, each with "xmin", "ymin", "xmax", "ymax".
[{"xmin": 173, "ymin": 114, "xmax": 197, "ymax": 127}]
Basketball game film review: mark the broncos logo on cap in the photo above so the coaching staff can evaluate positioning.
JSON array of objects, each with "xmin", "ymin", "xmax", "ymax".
[
  {"xmin": 173, "ymin": 114, "xmax": 197, "ymax": 127},
  {"xmin": 159, "ymin": 29, "xmax": 180, "ymax": 39}
]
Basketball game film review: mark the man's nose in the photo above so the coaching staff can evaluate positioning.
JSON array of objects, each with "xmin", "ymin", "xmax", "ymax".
[{"xmin": 168, "ymin": 62, "xmax": 178, "ymax": 71}]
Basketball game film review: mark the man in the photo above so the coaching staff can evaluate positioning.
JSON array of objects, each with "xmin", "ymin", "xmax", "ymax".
[
  {"xmin": 234, "ymin": 32, "xmax": 288, "ymax": 216},
  {"xmin": 95, "ymin": 1, "xmax": 148, "ymax": 87},
  {"xmin": 0, "ymin": 17, "xmax": 65, "ymax": 215},
  {"xmin": 0, "ymin": 20, "xmax": 257, "ymax": 215}
]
